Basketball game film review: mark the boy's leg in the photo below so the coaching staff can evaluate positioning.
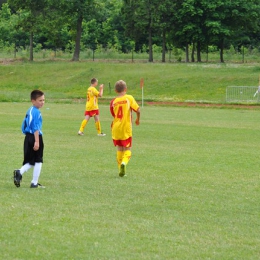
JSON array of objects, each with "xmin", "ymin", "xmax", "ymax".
[
  {"xmin": 119, "ymin": 148, "xmax": 131, "ymax": 177},
  {"xmin": 79, "ymin": 115, "xmax": 90, "ymax": 134},
  {"xmin": 14, "ymin": 163, "xmax": 33, "ymax": 187},
  {"xmin": 31, "ymin": 135, "xmax": 44, "ymax": 188},
  {"xmin": 31, "ymin": 162, "xmax": 42, "ymax": 186},
  {"xmin": 94, "ymin": 115, "xmax": 101, "ymax": 134},
  {"xmin": 122, "ymin": 148, "xmax": 132, "ymax": 166},
  {"xmin": 95, "ymin": 121, "xmax": 101, "ymax": 134},
  {"xmin": 94, "ymin": 115, "xmax": 106, "ymax": 136},
  {"xmin": 14, "ymin": 135, "xmax": 34, "ymax": 187},
  {"xmin": 20, "ymin": 163, "xmax": 33, "ymax": 175},
  {"xmin": 117, "ymin": 147, "xmax": 124, "ymax": 171}
]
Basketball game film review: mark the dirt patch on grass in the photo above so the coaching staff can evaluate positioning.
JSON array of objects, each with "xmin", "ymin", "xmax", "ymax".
[
  {"xmin": 68, "ymin": 98, "xmax": 260, "ymax": 109},
  {"xmin": 146, "ymin": 101, "xmax": 260, "ymax": 109}
]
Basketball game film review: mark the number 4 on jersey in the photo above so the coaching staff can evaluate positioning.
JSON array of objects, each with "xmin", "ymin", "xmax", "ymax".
[{"xmin": 117, "ymin": 106, "xmax": 123, "ymax": 119}]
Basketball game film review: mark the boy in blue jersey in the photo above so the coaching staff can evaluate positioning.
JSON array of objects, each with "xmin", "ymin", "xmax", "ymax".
[{"xmin": 13, "ymin": 90, "xmax": 45, "ymax": 188}]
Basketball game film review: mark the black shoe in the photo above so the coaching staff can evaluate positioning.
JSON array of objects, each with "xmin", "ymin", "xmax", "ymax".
[
  {"xmin": 119, "ymin": 164, "xmax": 126, "ymax": 177},
  {"xmin": 30, "ymin": 183, "xmax": 45, "ymax": 188},
  {"xmin": 13, "ymin": 170, "xmax": 22, "ymax": 187}
]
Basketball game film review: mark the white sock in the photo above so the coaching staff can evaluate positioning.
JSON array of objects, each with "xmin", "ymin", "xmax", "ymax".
[
  {"xmin": 32, "ymin": 163, "xmax": 42, "ymax": 185},
  {"xmin": 20, "ymin": 163, "xmax": 33, "ymax": 175}
]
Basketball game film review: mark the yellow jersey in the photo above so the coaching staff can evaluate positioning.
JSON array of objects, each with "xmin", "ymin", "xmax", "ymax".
[
  {"xmin": 85, "ymin": 86, "xmax": 100, "ymax": 111},
  {"xmin": 110, "ymin": 94, "xmax": 139, "ymax": 140}
]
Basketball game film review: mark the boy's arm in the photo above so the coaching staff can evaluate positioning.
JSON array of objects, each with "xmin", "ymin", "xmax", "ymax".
[
  {"xmin": 135, "ymin": 108, "xmax": 140, "ymax": 125},
  {"xmin": 33, "ymin": 130, "xmax": 40, "ymax": 151},
  {"xmin": 110, "ymin": 99, "xmax": 115, "ymax": 117},
  {"xmin": 98, "ymin": 84, "xmax": 104, "ymax": 97}
]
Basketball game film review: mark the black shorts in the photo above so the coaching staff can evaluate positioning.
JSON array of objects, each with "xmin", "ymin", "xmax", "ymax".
[{"xmin": 23, "ymin": 134, "xmax": 44, "ymax": 165}]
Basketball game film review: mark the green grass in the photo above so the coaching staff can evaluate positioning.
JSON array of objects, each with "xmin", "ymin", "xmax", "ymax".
[
  {"xmin": 0, "ymin": 102, "xmax": 259, "ymax": 259},
  {"xmin": 1, "ymin": 61, "xmax": 260, "ymax": 103}
]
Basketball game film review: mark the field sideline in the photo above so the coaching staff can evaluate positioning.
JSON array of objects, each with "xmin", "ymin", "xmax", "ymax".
[{"xmin": 0, "ymin": 102, "xmax": 259, "ymax": 259}]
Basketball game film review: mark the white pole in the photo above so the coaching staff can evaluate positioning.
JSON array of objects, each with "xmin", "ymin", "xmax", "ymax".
[
  {"xmin": 140, "ymin": 78, "xmax": 144, "ymax": 108},
  {"xmin": 142, "ymin": 86, "xmax": 144, "ymax": 108}
]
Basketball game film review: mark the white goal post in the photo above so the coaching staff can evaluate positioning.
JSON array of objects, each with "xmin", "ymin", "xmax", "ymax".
[{"xmin": 226, "ymin": 86, "xmax": 260, "ymax": 103}]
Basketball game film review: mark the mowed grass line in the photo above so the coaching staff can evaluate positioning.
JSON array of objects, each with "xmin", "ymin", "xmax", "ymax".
[
  {"xmin": 0, "ymin": 102, "xmax": 259, "ymax": 259},
  {"xmin": 1, "ymin": 62, "xmax": 260, "ymax": 102}
]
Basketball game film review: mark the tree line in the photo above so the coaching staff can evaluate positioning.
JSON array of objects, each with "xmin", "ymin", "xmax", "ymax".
[{"xmin": 1, "ymin": 0, "xmax": 260, "ymax": 62}]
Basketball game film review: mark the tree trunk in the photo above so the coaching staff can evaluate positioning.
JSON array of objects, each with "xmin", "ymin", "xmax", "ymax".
[
  {"xmin": 162, "ymin": 30, "xmax": 166, "ymax": 63},
  {"xmin": 14, "ymin": 45, "xmax": 16, "ymax": 59},
  {"xmin": 220, "ymin": 39, "xmax": 225, "ymax": 63},
  {"xmin": 148, "ymin": 26, "xmax": 153, "ymax": 62},
  {"xmin": 197, "ymin": 41, "xmax": 201, "ymax": 62},
  {"xmin": 185, "ymin": 43, "xmax": 189, "ymax": 63},
  {"xmin": 29, "ymin": 32, "xmax": 33, "ymax": 61},
  {"xmin": 191, "ymin": 42, "xmax": 195, "ymax": 62},
  {"xmin": 242, "ymin": 46, "xmax": 244, "ymax": 63},
  {"xmin": 205, "ymin": 45, "xmax": 209, "ymax": 62},
  {"xmin": 72, "ymin": 15, "xmax": 83, "ymax": 61}
]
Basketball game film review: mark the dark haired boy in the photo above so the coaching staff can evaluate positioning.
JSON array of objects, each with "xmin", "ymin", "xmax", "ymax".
[
  {"xmin": 13, "ymin": 90, "xmax": 45, "ymax": 188},
  {"xmin": 78, "ymin": 78, "xmax": 106, "ymax": 136},
  {"xmin": 110, "ymin": 80, "xmax": 140, "ymax": 177}
]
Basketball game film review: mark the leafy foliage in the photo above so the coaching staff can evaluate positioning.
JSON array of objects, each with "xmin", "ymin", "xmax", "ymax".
[{"xmin": 1, "ymin": 0, "xmax": 260, "ymax": 62}]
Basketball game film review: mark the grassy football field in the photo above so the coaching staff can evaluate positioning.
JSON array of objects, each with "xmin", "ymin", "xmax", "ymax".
[{"xmin": 0, "ymin": 102, "xmax": 259, "ymax": 259}]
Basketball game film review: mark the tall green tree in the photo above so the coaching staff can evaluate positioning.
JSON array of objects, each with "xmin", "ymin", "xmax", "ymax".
[
  {"xmin": 121, "ymin": 0, "xmax": 139, "ymax": 52},
  {"xmin": 0, "ymin": 3, "xmax": 29, "ymax": 56},
  {"xmin": 0, "ymin": 0, "xmax": 7, "ymax": 6},
  {"xmin": 64, "ymin": 0, "xmax": 95, "ymax": 61},
  {"xmin": 8, "ymin": 0, "xmax": 47, "ymax": 61},
  {"xmin": 0, "ymin": 3, "xmax": 12, "ymax": 45},
  {"xmin": 202, "ymin": 0, "xmax": 260, "ymax": 62},
  {"xmin": 173, "ymin": 0, "xmax": 204, "ymax": 62},
  {"xmin": 172, "ymin": 0, "xmax": 260, "ymax": 63},
  {"xmin": 157, "ymin": 0, "xmax": 176, "ymax": 62},
  {"xmin": 40, "ymin": 0, "xmax": 69, "ymax": 54},
  {"xmin": 122, "ymin": 0, "xmax": 161, "ymax": 62},
  {"xmin": 81, "ymin": 0, "xmax": 125, "ymax": 53}
]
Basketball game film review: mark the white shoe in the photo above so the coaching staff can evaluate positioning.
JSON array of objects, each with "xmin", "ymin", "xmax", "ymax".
[
  {"xmin": 78, "ymin": 131, "xmax": 84, "ymax": 136},
  {"xmin": 97, "ymin": 133, "xmax": 106, "ymax": 136}
]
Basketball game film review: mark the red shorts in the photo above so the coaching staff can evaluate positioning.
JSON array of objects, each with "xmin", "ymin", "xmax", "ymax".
[
  {"xmin": 113, "ymin": 137, "xmax": 132, "ymax": 148},
  {"xmin": 85, "ymin": 110, "xmax": 99, "ymax": 117}
]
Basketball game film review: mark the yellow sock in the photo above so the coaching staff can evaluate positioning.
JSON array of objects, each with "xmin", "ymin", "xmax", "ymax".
[
  {"xmin": 95, "ymin": 121, "xmax": 101, "ymax": 134},
  {"xmin": 122, "ymin": 150, "xmax": 132, "ymax": 166},
  {"xmin": 117, "ymin": 151, "xmax": 124, "ymax": 170},
  {"xmin": 79, "ymin": 119, "xmax": 88, "ymax": 132}
]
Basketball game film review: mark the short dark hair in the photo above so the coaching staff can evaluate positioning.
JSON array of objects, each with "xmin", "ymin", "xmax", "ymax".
[
  {"xmin": 31, "ymin": 90, "xmax": 44, "ymax": 100},
  {"xmin": 115, "ymin": 80, "xmax": 127, "ymax": 93},
  {"xmin": 91, "ymin": 78, "xmax": 98, "ymax": 84}
]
